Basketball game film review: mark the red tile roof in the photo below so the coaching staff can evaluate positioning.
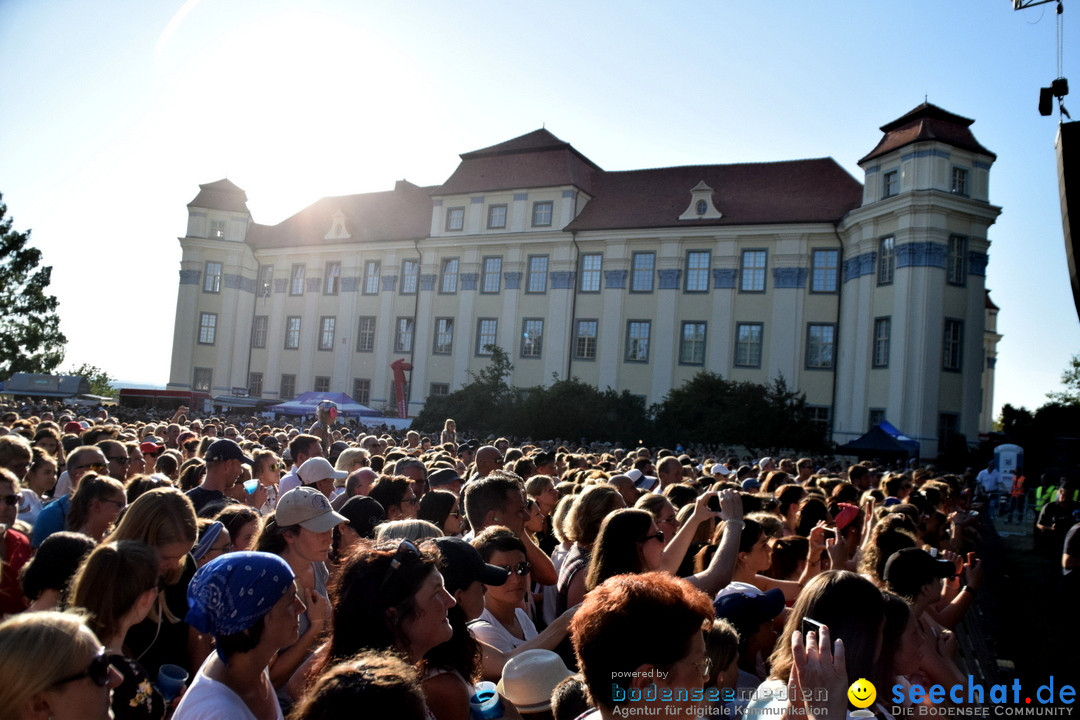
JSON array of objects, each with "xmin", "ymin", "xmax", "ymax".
[
  {"xmin": 437, "ymin": 129, "xmax": 600, "ymax": 196},
  {"xmin": 859, "ymin": 103, "xmax": 996, "ymax": 164},
  {"xmin": 187, "ymin": 179, "xmax": 249, "ymax": 213},
  {"xmin": 565, "ymin": 158, "xmax": 862, "ymax": 231},
  {"xmin": 246, "ymin": 180, "xmax": 434, "ymax": 249},
  {"xmin": 985, "ymin": 290, "xmax": 999, "ymax": 311}
]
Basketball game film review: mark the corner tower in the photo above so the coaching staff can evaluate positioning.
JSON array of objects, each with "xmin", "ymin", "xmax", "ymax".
[
  {"xmin": 168, "ymin": 179, "xmax": 257, "ymax": 400},
  {"xmin": 835, "ymin": 104, "xmax": 1002, "ymax": 458}
]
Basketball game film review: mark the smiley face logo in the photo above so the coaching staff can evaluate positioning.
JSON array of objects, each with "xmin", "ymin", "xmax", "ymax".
[{"xmin": 848, "ymin": 678, "xmax": 876, "ymax": 708}]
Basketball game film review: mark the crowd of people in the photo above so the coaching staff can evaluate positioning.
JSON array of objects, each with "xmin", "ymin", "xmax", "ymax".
[{"xmin": 0, "ymin": 402, "xmax": 1071, "ymax": 720}]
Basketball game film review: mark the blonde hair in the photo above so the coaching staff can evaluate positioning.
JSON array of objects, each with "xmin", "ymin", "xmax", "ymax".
[
  {"xmin": 0, "ymin": 611, "xmax": 100, "ymax": 717},
  {"xmin": 568, "ymin": 484, "xmax": 623, "ymax": 546},
  {"xmin": 107, "ymin": 487, "xmax": 197, "ymax": 548}
]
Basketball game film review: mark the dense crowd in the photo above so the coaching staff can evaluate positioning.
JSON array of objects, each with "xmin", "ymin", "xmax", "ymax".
[{"xmin": 0, "ymin": 402, "xmax": 1074, "ymax": 720}]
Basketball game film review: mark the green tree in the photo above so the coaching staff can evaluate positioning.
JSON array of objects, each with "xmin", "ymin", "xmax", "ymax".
[
  {"xmin": 1046, "ymin": 353, "xmax": 1080, "ymax": 406},
  {"xmin": 0, "ymin": 194, "xmax": 66, "ymax": 378},
  {"xmin": 66, "ymin": 363, "xmax": 117, "ymax": 399}
]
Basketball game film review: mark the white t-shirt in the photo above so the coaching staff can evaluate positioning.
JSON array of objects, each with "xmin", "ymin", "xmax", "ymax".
[
  {"xmin": 172, "ymin": 658, "xmax": 283, "ymax": 720},
  {"xmin": 53, "ymin": 470, "xmax": 73, "ymax": 498},
  {"xmin": 468, "ymin": 607, "xmax": 537, "ymax": 654},
  {"xmin": 16, "ymin": 489, "xmax": 44, "ymax": 525}
]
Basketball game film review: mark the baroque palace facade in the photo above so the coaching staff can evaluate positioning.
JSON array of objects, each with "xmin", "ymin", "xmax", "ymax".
[{"xmin": 168, "ymin": 103, "xmax": 1002, "ymax": 456}]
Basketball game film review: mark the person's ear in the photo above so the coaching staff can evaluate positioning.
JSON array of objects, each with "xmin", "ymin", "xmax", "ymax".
[
  {"xmin": 628, "ymin": 664, "xmax": 660, "ymax": 690},
  {"xmin": 27, "ymin": 692, "xmax": 53, "ymax": 720}
]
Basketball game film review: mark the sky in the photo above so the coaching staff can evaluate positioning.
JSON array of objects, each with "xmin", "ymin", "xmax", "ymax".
[{"xmin": 1, "ymin": 0, "xmax": 1078, "ymax": 417}]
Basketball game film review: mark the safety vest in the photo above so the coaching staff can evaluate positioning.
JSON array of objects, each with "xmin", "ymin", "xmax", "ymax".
[
  {"xmin": 1011, "ymin": 475, "xmax": 1026, "ymax": 498},
  {"xmin": 1034, "ymin": 485, "xmax": 1056, "ymax": 512}
]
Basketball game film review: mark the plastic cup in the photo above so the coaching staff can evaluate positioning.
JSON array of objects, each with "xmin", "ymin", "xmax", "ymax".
[
  {"xmin": 469, "ymin": 681, "xmax": 502, "ymax": 720},
  {"xmin": 243, "ymin": 479, "xmax": 259, "ymax": 495},
  {"xmin": 156, "ymin": 663, "xmax": 188, "ymax": 701}
]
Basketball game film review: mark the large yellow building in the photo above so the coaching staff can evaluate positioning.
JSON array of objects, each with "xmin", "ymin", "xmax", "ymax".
[{"xmin": 168, "ymin": 103, "xmax": 1001, "ymax": 456}]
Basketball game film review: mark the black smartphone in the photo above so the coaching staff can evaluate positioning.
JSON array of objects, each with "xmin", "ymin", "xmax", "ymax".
[
  {"xmin": 801, "ymin": 617, "xmax": 825, "ymax": 637},
  {"xmin": 707, "ymin": 494, "xmax": 720, "ymax": 512}
]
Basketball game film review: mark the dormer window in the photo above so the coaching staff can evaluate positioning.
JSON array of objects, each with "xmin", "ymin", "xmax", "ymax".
[
  {"xmin": 679, "ymin": 181, "xmax": 722, "ymax": 221},
  {"xmin": 951, "ymin": 167, "xmax": 968, "ymax": 196},
  {"xmin": 209, "ymin": 220, "xmax": 226, "ymax": 238},
  {"xmin": 325, "ymin": 210, "xmax": 351, "ymax": 240}
]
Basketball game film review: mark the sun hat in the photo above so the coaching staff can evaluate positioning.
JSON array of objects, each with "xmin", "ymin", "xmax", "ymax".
[{"xmin": 496, "ymin": 650, "xmax": 573, "ymax": 713}]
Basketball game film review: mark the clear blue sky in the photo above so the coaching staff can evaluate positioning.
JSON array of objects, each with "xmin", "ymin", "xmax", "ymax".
[{"xmin": 1, "ymin": 0, "xmax": 1077, "ymax": 417}]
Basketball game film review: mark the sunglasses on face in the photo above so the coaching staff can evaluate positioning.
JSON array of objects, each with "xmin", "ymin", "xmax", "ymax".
[
  {"xmin": 1, "ymin": 494, "xmax": 18, "ymax": 507},
  {"xmin": 640, "ymin": 530, "xmax": 665, "ymax": 544},
  {"xmin": 74, "ymin": 463, "xmax": 107, "ymax": 473},
  {"xmin": 498, "ymin": 561, "xmax": 532, "ymax": 577},
  {"xmin": 184, "ymin": 442, "xmax": 199, "ymax": 451},
  {"xmin": 52, "ymin": 649, "xmax": 111, "ymax": 688},
  {"xmin": 379, "ymin": 539, "xmax": 420, "ymax": 591},
  {"xmin": 107, "ymin": 456, "xmax": 130, "ymax": 466}
]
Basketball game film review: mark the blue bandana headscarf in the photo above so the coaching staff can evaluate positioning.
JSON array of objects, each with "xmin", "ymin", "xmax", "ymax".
[{"xmin": 185, "ymin": 552, "xmax": 295, "ymax": 637}]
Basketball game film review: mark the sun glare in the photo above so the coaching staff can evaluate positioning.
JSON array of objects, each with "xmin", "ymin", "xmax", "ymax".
[{"xmin": 153, "ymin": 7, "xmax": 439, "ymax": 224}]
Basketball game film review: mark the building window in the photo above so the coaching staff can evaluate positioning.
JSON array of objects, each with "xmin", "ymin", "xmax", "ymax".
[
  {"xmin": 319, "ymin": 317, "xmax": 336, "ymax": 351},
  {"xmin": 209, "ymin": 220, "xmax": 226, "ymax": 238},
  {"xmin": 353, "ymin": 379, "xmax": 371, "ymax": 406},
  {"xmin": 740, "ymin": 250, "xmax": 767, "ymax": 292},
  {"xmin": 873, "ymin": 317, "xmax": 891, "ymax": 368},
  {"xmin": 314, "ymin": 376, "xmax": 330, "ymax": 393},
  {"xmin": 521, "ymin": 319, "xmax": 544, "ymax": 358},
  {"xmin": 394, "ymin": 317, "xmax": 415, "ymax": 353},
  {"xmin": 805, "ymin": 323, "xmax": 835, "ymax": 370},
  {"xmin": 248, "ymin": 372, "xmax": 263, "ymax": 397},
  {"xmin": 482, "ymin": 257, "xmax": 502, "ymax": 293},
  {"xmin": 198, "ymin": 312, "xmax": 217, "ymax": 345},
  {"xmin": 735, "ymin": 323, "xmax": 764, "ymax": 368},
  {"xmin": 434, "ymin": 317, "xmax": 454, "ymax": 355},
  {"xmin": 532, "ymin": 201, "xmax": 553, "ymax": 227},
  {"xmin": 630, "ymin": 252, "xmax": 655, "ymax": 293},
  {"xmin": 356, "ymin": 316, "xmax": 376, "ymax": 352},
  {"xmin": 808, "ymin": 406, "xmax": 831, "ymax": 431},
  {"xmin": 574, "ymin": 320, "xmax": 598, "ymax": 360},
  {"xmin": 280, "ymin": 374, "xmax": 296, "ymax": 400},
  {"xmin": 290, "ymin": 264, "xmax": 306, "ymax": 295},
  {"xmin": 430, "ymin": 383, "xmax": 450, "ymax": 398},
  {"xmin": 943, "ymin": 318, "xmax": 963, "ymax": 371},
  {"xmin": 257, "ymin": 264, "xmax": 274, "ymax": 298},
  {"xmin": 625, "ymin": 321, "xmax": 651, "ymax": 363},
  {"xmin": 400, "ymin": 259, "xmax": 419, "ymax": 295},
  {"xmin": 284, "ymin": 316, "xmax": 301, "ymax": 350},
  {"xmin": 527, "ymin": 255, "xmax": 548, "ymax": 293},
  {"xmin": 193, "ymin": 367, "xmax": 212, "ymax": 392},
  {"xmin": 487, "ymin": 204, "xmax": 507, "ymax": 229},
  {"xmin": 679, "ymin": 322, "xmax": 706, "ymax": 365},
  {"xmin": 696, "ymin": 199, "xmax": 708, "ymax": 215},
  {"xmin": 440, "ymin": 258, "xmax": 459, "ymax": 294},
  {"xmin": 951, "ymin": 167, "xmax": 969, "ymax": 196},
  {"xmin": 938, "ymin": 413, "xmax": 960, "ymax": 450},
  {"xmin": 251, "ymin": 315, "xmax": 268, "ymax": 349},
  {"xmin": 446, "ymin": 207, "xmax": 465, "ymax": 231},
  {"xmin": 685, "ymin": 251, "xmax": 710, "ymax": 293},
  {"xmin": 579, "ymin": 253, "xmax": 602, "ymax": 292},
  {"xmin": 947, "ymin": 235, "xmax": 967, "ymax": 286},
  {"xmin": 877, "ymin": 236, "xmax": 895, "ymax": 286},
  {"xmin": 363, "ymin": 260, "xmax": 381, "ymax": 295},
  {"xmin": 324, "ymin": 261, "xmax": 341, "ymax": 295},
  {"xmin": 869, "ymin": 408, "xmax": 886, "ymax": 430},
  {"xmin": 203, "ymin": 262, "xmax": 222, "ymax": 293},
  {"xmin": 883, "ymin": 170, "xmax": 899, "ymax": 198},
  {"xmin": 810, "ymin": 249, "xmax": 839, "ymax": 293},
  {"xmin": 476, "ymin": 319, "xmax": 498, "ymax": 356}
]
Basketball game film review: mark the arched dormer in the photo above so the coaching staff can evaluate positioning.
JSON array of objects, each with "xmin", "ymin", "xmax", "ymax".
[{"xmin": 678, "ymin": 180, "xmax": 723, "ymax": 220}]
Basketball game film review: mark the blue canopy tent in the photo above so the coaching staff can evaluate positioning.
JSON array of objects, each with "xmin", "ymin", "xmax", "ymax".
[
  {"xmin": 837, "ymin": 421, "xmax": 920, "ymax": 461},
  {"xmin": 267, "ymin": 392, "xmax": 381, "ymax": 418}
]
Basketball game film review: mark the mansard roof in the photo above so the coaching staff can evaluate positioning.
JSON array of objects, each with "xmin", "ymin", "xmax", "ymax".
[
  {"xmin": 859, "ymin": 103, "xmax": 996, "ymax": 164},
  {"xmin": 436, "ymin": 129, "xmax": 600, "ymax": 196},
  {"xmin": 566, "ymin": 158, "xmax": 862, "ymax": 231},
  {"xmin": 246, "ymin": 180, "xmax": 433, "ymax": 249},
  {"xmin": 187, "ymin": 178, "xmax": 250, "ymax": 213}
]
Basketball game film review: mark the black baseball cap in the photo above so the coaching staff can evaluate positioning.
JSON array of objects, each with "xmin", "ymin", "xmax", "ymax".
[
  {"xmin": 433, "ymin": 537, "xmax": 509, "ymax": 594},
  {"xmin": 204, "ymin": 439, "xmax": 254, "ymax": 465},
  {"xmin": 883, "ymin": 548, "xmax": 955, "ymax": 598}
]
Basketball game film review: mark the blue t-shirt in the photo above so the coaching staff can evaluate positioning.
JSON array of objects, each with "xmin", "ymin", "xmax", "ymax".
[{"xmin": 31, "ymin": 495, "xmax": 70, "ymax": 548}]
